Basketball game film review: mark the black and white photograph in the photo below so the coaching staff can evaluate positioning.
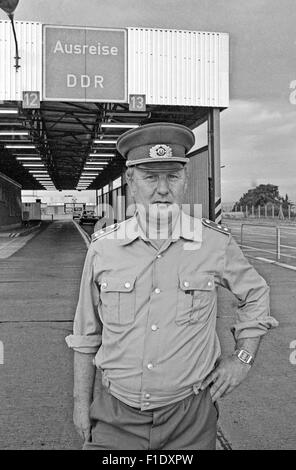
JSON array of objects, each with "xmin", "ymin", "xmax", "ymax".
[{"xmin": 0, "ymin": 0, "xmax": 295, "ymax": 455}]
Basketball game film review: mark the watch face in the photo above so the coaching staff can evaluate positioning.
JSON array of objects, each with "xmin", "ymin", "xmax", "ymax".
[{"xmin": 238, "ymin": 350, "xmax": 252, "ymax": 363}]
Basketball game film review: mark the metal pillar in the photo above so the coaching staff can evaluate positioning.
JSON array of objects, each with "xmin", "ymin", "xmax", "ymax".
[
  {"xmin": 208, "ymin": 108, "xmax": 221, "ymax": 223},
  {"xmin": 95, "ymin": 189, "xmax": 99, "ymax": 216},
  {"xmin": 276, "ymin": 227, "xmax": 281, "ymax": 261}
]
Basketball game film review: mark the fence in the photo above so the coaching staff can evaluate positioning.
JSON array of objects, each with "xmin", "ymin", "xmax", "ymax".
[
  {"xmin": 238, "ymin": 223, "xmax": 296, "ymax": 266},
  {"xmin": 230, "ymin": 203, "xmax": 295, "ymax": 220},
  {"xmin": 240, "ymin": 224, "xmax": 281, "ymax": 260}
]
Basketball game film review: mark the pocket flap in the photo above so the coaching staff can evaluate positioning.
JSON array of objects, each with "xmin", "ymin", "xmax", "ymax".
[
  {"xmin": 100, "ymin": 276, "xmax": 136, "ymax": 293},
  {"xmin": 179, "ymin": 274, "xmax": 215, "ymax": 291}
]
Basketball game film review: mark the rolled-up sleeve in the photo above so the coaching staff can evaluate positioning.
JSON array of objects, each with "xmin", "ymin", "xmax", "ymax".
[
  {"xmin": 220, "ymin": 235, "xmax": 279, "ymax": 340},
  {"xmin": 65, "ymin": 243, "xmax": 102, "ymax": 353}
]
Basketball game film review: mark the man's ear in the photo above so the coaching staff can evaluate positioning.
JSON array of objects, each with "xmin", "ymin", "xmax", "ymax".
[{"xmin": 126, "ymin": 169, "xmax": 136, "ymax": 196}]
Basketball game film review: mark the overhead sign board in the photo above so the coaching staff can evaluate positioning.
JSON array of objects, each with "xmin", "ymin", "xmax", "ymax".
[{"xmin": 43, "ymin": 25, "xmax": 127, "ymax": 102}]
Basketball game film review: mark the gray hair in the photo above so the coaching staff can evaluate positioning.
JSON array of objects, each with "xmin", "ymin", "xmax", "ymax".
[{"xmin": 125, "ymin": 166, "xmax": 135, "ymax": 180}]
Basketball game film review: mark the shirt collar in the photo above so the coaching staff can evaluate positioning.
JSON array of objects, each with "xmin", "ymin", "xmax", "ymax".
[
  {"xmin": 176, "ymin": 210, "xmax": 203, "ymax": 242},
  {"xmin": 118, "ymin": 215, "xmax": 146, "ymax": 246},
  {"xmin": 118, "ymin": 210, "xmax": 202, "ymax": 246}
]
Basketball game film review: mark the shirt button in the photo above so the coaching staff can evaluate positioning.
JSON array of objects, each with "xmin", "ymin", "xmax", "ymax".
[
  {"xmin": 144, "ymin": 402, "xmax": 150, "ymax": 407},
  {"xmin": 124, "ymin": 282, "xmax": 131, "ymax": 289},
  {"xmin": 183, "ymin": 281, "xmax": 190, "ymax": 288},
  {"xmin": 145, "ymin": 393, "xmax": 150, "ymax": 399},
  {"xmin": 156, "ymin": 254, "xmax": 162, "ymax": 258},
  {"xmin": 207, "ymin": 281, "xmax": 212, "ymax": 287},
  {"xmin": 147, "ymin": 363, "xmax": 153, "ymax": 370},
  {"xmin": 154, "ymin": 288, "xmax": 161, "ymax": 294},
  {"xmin": 151, "ymin": 324, "xmax": 158, "ymax": 331},
  {"xmin": 101, "ymin": 282, "xmax": 107, "ymax": 289}
]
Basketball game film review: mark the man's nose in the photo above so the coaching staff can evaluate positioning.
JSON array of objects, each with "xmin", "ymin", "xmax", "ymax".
[{"xmin": 156, "ymin": 177, "xmax": 169, "ymax": 194}]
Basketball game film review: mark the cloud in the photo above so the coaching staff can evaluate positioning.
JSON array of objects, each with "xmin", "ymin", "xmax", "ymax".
[{"xmin": 221, "ymin": 99, "xmax": 296, "ymax": 203}]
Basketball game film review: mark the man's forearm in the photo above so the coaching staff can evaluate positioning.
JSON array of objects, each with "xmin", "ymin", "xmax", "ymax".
[
  {"xmin": 73, "ymin": 351, "xmax": 96, "ymax": 403},
  {"xmin": 235, "ymin": 336, "xmax": 262, "ymax": 360}
]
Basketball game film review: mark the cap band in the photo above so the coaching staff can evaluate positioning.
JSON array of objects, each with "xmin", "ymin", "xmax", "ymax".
[
  {"xmin": 126, "ymin": 143, "xmax": 186, "ymax": 164},
  {"xmin": 133, "ymin": 162, "xmax": 186, "ymax": 172}
]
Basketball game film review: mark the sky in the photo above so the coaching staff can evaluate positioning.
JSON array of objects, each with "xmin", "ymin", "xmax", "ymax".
[{"xmin": 1, "ymin": 0, "xmax": 296, "ymax": 204}]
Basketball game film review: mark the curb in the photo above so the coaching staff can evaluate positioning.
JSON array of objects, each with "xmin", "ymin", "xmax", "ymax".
[
  {"xmin": 9, "ymin": 222, "xmax": 42, "ymax": 238},
  {"xmin": 72, "ymin": 220, "xmax": 91, "ymax": 248}
]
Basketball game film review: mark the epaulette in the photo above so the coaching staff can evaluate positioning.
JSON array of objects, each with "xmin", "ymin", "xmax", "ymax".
[
  {"xmin": 201, "ymin": 218, "xmax": 230, "ymax": 235},
  {"xmin": 91, "ymin": 223, "xmax": 119, "ymax": 242}
]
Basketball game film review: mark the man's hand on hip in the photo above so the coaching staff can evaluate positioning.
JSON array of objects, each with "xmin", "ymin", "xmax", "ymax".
[
  {"xmin": 200, "ymin": 355, "xmax": 251, "ymax": 402},
  {"xmin": 73, "ymin": 397, "xmax": 92, "ymax": 441}
]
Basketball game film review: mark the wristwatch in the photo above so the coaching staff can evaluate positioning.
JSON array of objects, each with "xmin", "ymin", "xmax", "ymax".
[{"xmin": 233, "ymin": 349, "xmax": 254, "ymax": 365}]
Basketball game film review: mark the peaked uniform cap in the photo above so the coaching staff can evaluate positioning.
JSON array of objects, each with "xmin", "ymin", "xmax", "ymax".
[{"xmin": 116, "ymin": 122, "xmax": 195, "ymax": 167}]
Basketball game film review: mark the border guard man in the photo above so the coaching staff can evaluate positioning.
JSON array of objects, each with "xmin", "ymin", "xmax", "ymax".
[{"xmin": 66, "ymin": 122, "xmax": 278, "ymax": 450}]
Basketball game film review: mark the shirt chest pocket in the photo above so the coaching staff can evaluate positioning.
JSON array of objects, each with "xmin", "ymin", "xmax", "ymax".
[
  {"xmin": 176, "ymin": 274, "xmax": 216, "ymax": 325},
  {"xmin": 99, "ymin": 276, "xmax": 136, "ymax": 326}
]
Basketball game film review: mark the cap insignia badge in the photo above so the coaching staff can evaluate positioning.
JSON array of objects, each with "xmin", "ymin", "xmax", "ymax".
[{"xmin": 149, "ymin": 144, "xmax": 172, "ymax": 159}]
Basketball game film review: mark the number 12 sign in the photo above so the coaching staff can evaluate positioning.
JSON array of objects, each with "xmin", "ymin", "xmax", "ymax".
[
  {"xmin": 22, "ymin": 91, "xmax": 40, "ymax": 109},
  {"xmin": 129, "ymin": 94, "xmax": 146, "ymax": 112}
]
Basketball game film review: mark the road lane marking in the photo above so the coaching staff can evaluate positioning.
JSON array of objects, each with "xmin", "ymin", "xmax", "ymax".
[
  {"xmin": 239, "ymin": 244, "xmax": 296, "ymax": 261},
  {"xmin": 274, "ymin": 262, "xmax": 296, "ymax": 271},
  {"xmin": 253, "ymin": 256, "xmax": 296, "ymax": 271},
  {"xmin": 255, "ymin": 257, "xmax": 276, "ymax": 264},
  {"xmin": 0, "ymin": 233, "xmax": 37, "ymax": 259},
  {"xmin": 217, "ymin": 426, "xmax": 232, "ymax": 450}
]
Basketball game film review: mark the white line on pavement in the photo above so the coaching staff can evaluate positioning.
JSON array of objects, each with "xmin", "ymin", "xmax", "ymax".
[
  {"xmin": 72, "ymin": 220, "xmax": 90, "ymax": 248},
  {"xmin": 0, "ymin": 233, "xmax": 37, "ymax": 259},
  {"xmin": 255, "ymin": 257, "xmax": 276, "ymax": 264},
  {"xmin": 254, "ymin": 256, "xmax": 296, "ymax": 271},
  {"xmin": 239, "ymin": 244, "xmax": 296, "ymax": 259}
]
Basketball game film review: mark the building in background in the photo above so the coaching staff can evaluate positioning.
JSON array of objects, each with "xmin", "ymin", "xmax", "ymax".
[{"xmin": 0, "ymin": 172, "xmax": 22, "ymax": 230}]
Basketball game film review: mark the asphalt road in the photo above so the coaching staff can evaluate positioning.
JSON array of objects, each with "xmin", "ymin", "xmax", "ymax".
[
  {"xmin": 0, "ymin": 220, "xmax": 84, "ymax": 449},
  {"xmin": 224, "ymin": 219, "xmax": 296, "ymax": 268}
]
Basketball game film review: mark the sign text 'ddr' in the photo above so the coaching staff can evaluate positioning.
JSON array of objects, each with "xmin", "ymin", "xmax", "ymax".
[{"xmin": 43, "ymin": 25, "xmax": 127, "ymax": 102}]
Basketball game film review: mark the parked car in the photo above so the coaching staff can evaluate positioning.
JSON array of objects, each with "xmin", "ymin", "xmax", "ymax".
[
  {"xmin": 73, "ymin": 208, "xmax": 83, "ymax": 220},
  {"xmin": 78, "ymin": 210, "xmax": 99, "ymax": 225}
]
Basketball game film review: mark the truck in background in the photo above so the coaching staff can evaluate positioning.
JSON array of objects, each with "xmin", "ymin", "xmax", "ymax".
[{"xmin": 22, "ymin": 200, "xmax": 41, "ymax": 223}]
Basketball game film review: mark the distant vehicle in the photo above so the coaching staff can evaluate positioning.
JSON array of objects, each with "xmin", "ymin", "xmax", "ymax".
[
  {"xmin": 73, "ymin": 207, "xmax": 84, "ymax": 220},
  {"xmin": 78, "ymin": 210, "xmax": 99, "ymax": 225}
]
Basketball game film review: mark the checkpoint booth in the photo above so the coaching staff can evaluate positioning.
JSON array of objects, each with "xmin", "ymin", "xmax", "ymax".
[{"xmin": 0, "ymin": 21, "xmax": 229, "ymax": 228}]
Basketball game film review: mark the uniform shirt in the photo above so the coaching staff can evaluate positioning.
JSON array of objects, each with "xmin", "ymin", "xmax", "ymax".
[{"xmin": 66, "ymin": 212, "xmax": 278, "ymax": 410}]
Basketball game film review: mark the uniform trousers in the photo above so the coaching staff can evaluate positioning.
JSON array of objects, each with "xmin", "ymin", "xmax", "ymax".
[{"xmin": 83, "ymin": 378, "xmax": 218, "ymax": 450}]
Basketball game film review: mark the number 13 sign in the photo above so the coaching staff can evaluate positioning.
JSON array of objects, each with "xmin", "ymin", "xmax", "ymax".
[{"xmin": 129, "ymin": 94, "xmax": 146, "ymax": 112}]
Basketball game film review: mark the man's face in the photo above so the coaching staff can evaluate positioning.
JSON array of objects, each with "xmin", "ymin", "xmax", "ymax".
[{"xmin": 127, "ymin": 166, "xmax": 188, "ymax": 211}]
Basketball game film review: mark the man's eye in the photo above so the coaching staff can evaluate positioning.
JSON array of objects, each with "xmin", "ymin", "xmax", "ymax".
[
  {"xmin": 145, "ymin": 176, "xmax": 157, "ymax": 181},
  {"xmin": 168, "ymin": 174, "xmax": 179, "ymax": 180}
]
